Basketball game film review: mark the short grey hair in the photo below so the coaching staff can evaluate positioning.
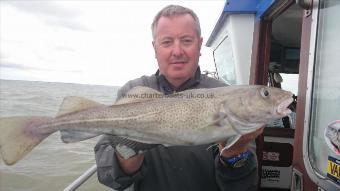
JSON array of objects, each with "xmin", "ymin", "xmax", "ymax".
[{"xmin": 151, "ymin": 5, "xmax": 201, "ymax": 40}]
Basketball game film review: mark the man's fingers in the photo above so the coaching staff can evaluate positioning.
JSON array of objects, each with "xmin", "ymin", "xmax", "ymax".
[
  {"xmin": 222, "ymin": 127, "xmax": 264, "ymax": 146},
  {"xmin": 241, "ymin": 127, "xmax": 264, "ymax": 142},
  {"xmin": 217, "ymin": 127, "xmax": 264, "ymax": 157}
]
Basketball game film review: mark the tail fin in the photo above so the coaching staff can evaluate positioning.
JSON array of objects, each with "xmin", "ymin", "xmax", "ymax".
[{"xmin": 0, "ymin": 116, "xmax": 53, "ymax": 165}]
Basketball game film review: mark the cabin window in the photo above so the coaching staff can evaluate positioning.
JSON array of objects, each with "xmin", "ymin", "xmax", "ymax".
[
  {"xmin": 309, "ymin": 0, "xmax": 340, "ymax": 177},
  {"xmin": 213, "ymin": 34, "xmax": 236, "ymax": 84},
  {"xmin": 280, "ymin": 73, "xmax": 298, "ymax": 96}
]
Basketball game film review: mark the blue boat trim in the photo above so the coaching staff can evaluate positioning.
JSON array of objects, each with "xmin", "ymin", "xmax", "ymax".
[
  {"xmin": 206, "ymin": 0, "xmax": 277, "ymax": 46},
  {"xmin": 223, "ymin": 0, "xmax": 276, "ymax": 19}
]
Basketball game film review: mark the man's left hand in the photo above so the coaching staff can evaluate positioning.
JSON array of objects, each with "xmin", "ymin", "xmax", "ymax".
[{"xmin": 218, "ymin": 127, "xmax": 264, "ymax": 158}]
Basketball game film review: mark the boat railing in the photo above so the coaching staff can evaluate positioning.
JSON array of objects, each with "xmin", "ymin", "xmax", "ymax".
[{"xmin": 63, "ymin": 164, "xmax": 97, "ymax": 191}]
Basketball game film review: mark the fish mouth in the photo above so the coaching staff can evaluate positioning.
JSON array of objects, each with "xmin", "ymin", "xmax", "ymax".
[{"xmin": 276, "ymin": 98, "xmax": 294, "ymax": 116}]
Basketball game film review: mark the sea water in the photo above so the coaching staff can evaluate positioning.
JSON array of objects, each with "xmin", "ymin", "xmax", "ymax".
[{"xmin": 0, "ymin": 79, "xmax": 119, "ymax": 191}]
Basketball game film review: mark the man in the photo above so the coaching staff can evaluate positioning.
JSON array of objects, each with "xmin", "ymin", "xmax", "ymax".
[{"xmin": 95, "ymin": 5, "xmax": 263, "ymax": 191}]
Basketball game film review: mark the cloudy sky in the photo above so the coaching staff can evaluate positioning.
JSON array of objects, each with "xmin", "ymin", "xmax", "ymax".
[{"xmin": 0, "ymin": 0, "xmax": 225, "ymax": 86}]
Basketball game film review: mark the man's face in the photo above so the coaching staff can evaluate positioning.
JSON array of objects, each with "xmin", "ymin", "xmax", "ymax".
[{"xmin": 153, "ymin": 14, "xmax": 203, "ymax": 87}]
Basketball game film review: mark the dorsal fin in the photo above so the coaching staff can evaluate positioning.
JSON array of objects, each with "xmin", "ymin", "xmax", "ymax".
[
  {"xmin": 115, "ymin": 86, "xmax": 164, "ymax": 105},
  {"xmin": 56, "ymin": 96, "xmax": 104, "ymax": 117}
]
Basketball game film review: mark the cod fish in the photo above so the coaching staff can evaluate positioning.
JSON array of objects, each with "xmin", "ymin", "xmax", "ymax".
[{"xmin": 0, "ymin": 85, "xmax": 293, "ymax": 165}]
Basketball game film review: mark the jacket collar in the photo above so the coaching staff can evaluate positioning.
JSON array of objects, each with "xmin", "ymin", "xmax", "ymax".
[{"xmin": 156, "ymin": 67, "xmax": 201, "ymax": 94}]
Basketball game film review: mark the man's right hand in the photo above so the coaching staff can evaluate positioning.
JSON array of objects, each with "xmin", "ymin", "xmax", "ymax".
[
  {"xmin": 110, "ymin": 136, "xmax": 159, "ymax": 174},
  {"xmin": 111, "ymin": 136, "xmax": 159, "ymax": 158},
  {"xmin": 116, "ymin": 152, "xmax": 145, "ymax": 175}
]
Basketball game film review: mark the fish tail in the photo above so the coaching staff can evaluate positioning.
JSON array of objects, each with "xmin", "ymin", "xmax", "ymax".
[{"xmin": 0, "ymin": 116, "xmax": 54, "ymax": 165}]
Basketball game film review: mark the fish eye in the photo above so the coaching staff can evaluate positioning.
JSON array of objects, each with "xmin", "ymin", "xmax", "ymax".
[{"xmin": 260, "ymin": 88, "xmax": 270, "ymax": 98}]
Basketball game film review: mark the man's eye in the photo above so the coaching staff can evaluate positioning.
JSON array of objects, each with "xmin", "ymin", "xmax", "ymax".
[
  {"xmin": 161, "ymin": 41, "xmax": 172, "ymax": 46},
  {"xmin": 182, "ymin": 39, "xmax": 193, "ymax": 45}
]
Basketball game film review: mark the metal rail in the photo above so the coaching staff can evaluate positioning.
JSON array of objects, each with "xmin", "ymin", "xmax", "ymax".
[{"xmin": 63, "ymin": 164, "xmax": 97, "ymax": 191}]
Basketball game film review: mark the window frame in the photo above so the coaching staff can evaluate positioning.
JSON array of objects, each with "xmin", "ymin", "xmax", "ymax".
[{"xmin": 302, "ymin": 0, "xmax": 340, "ymax": 189}]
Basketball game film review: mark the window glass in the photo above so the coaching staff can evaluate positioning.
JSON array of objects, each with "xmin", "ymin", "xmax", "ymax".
[
  {"xmin": 280, "ymin": 73, "xmax": 298, "ymax": 96},
  {"xmin": 213, "ymin": 35, "xmax": 236, "ymax": 84},
  {"xmin": 309, "ymin": 0, "xmax": 340, "ymax": 176}
]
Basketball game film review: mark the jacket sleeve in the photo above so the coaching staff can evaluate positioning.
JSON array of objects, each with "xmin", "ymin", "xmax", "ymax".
[
  {"xmin": 94, "ymin": 79, "xmax": 148, "ymax": 190},
  {"xmin": 95, "ymin": 135, "xmax": 145, "ymax": 190},
  {"xmin": 214, "ymin": 146, "xmax": 258, "ymax": 191},
  {"xmin": 203, "ymin": 77, "xmax": 258, "ymax": 190}
]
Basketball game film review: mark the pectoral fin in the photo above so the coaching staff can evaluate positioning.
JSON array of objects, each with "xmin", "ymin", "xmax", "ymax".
[{"xmin": 207, "ymin": 112, "xmax": 227, "ymax": 126}]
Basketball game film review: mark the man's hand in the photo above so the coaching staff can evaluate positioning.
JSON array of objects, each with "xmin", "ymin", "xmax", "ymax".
[
  {"xmin": 218, "ymin": 127, "xmax": 264, "ymax": 158},
  {"xmin": 107, "ymin": 136, "xmax": 159, "ymax": 174},
  {"xmin": 116, "ymin": 152, "xmax": 145, "ymax": 175}
]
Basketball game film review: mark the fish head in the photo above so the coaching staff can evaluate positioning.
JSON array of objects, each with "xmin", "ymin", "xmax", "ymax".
[{"xmin": 220, "ymin": 86, "xmax": 294, "ymax": 134}]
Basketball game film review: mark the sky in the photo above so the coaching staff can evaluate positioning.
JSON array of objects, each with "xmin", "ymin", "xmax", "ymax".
[{"xmin": 0, "ymin": 0, "xmax": 225, "ymax": 86}]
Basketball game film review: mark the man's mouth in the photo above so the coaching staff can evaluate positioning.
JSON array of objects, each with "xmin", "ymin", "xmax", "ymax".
[
  {"xmin": 170, "ymin": 61, "xmax": 187, "ymax": 65},
  {"xmin": 170, "ymin": 61, "xmax": 186, "ymax": 65}
]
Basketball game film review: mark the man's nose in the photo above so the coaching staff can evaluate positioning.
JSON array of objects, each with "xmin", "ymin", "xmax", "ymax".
[{"xmin": 172, "ymin": 40, "xmax": 184, "ymax": 57}]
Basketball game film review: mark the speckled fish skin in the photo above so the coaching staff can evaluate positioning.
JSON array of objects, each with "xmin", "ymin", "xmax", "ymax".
[{"xmin": 0, "ymin": 85, "xmax": 293, "ymax": 165}]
